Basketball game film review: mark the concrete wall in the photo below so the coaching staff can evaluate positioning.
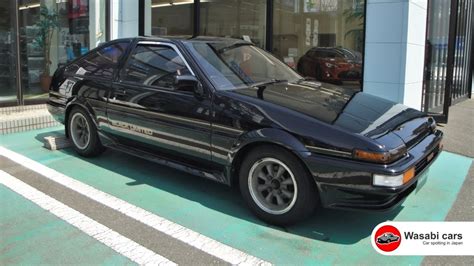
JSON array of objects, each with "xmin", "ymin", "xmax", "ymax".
[
  {"xmin": 363, "ymin": 0, "xmax": 428, "ymax": 110},
  {"xmin": 111, "ymin": 0, "xmax": 139, "ymax": 39}
]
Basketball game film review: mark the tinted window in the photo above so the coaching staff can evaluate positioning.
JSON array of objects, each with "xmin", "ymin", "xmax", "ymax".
[
  {"xmin": 66, "ymin": 42, "xmax": 129, "ymax": 78},
  {"xmin": 120, "ymin": 45, "xmax": 191, "ymax": 88}
]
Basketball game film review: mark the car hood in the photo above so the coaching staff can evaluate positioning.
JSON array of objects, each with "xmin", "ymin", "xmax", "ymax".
[{"xmin": 231, "ymin": 80, "xmax": 433, "ymax": 149}]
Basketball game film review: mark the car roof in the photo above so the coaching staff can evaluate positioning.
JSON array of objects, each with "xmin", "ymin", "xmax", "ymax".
[
  {"xmin": 113, "ymin": 36, "xmax": 251, "ymax": 46},
  {"xmin": 310, "ymin": 47, "xmax": 341, "ymax": 51}
]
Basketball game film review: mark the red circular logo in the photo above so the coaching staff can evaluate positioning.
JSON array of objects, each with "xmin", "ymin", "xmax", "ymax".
[{"xmin": 374, "ymin": 225, "xmax": 402, "ymax": 252}]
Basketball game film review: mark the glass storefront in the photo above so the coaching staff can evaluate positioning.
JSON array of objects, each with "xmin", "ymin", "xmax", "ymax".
[
  {"xmin": 451, "ymin": 0, "xmax": 473, "ymax": 103},
  {"xmin": 273, "ymin": 0, "xmax": 365, "ymax": 90},
  {"xmin": 200, "ymin": 0, "xmax": 267, "ymax": 49},
  {"xmin": 147, "ymin": 0, "xmax": 364, "ymax": 89},
  {"xmin": 0, "ymin": 1, "xmax": 18, "ymax": 104},
  {"xmin": 1, "ymin": 0, "xmax": 106, "ymax": 106},
  {"xmin": 423, "ymin": 0, "xmax": 474, "ymax": 121},
  {"xmin": 4, "ymin": 0, "xmax": 366, "ymax": 106},
  {"xmin": 150, "ymin": 0, "xmax": 194, "ymax": 36},
  {"xmin": 423, "ymin": 0, "xmax": 452, "ymax": 114},
  {"xmin": 150, "ymin": 0, "xmax": 271, "ymax": 50}
]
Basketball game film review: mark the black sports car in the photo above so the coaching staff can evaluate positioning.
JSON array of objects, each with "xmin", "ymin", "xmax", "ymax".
[
  {"xmin": 377, "ymin": 233, "xmax": 401, "ymax": 244},
  {"xmin": 47, "ymin": 37, "xmax": 443, "ymax": 225}
]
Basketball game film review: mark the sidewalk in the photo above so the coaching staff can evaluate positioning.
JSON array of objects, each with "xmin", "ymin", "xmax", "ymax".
[
  {"xmin": 439, "ymin": 98, "xmax": 474, "ymax": 158},
  {"xmin": 0, "ymin": 105, "xmax": 59, "ymax": 135},
  {"xmin": 436, "ymin": 98, "xmax": 474, "ymax": 221},
  {"xmin": 438, "ymin": 99, "xmax": 474, "ymax": 215},
  {"xmin": 423, "ymin": 98, "xmax": 474, "ymax": 265}
]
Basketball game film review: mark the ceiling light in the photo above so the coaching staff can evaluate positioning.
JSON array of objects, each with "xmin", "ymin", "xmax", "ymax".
[{"xmin": 19, "ymin": 3, "xmax": 40, "ymax": 10}]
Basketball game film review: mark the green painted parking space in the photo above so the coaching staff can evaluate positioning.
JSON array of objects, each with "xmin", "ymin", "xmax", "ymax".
[
  {"xmin": 0, "ymin": 184, "xmax": 132, "ymax": 265},
  {"xmin": 1, "ymin": 127, "xmax": 472, "ymax": 265}
]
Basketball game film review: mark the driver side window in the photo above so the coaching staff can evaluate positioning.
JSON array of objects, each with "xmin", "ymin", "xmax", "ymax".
[{"xmin": 120, "ymin": 44, "xmax": 191, "ymax": 89}]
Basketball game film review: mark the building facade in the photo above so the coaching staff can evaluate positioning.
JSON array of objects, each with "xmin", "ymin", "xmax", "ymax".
[{"xmin": 1, "ymin": 0, "xmax": 472, "ymax": 122}]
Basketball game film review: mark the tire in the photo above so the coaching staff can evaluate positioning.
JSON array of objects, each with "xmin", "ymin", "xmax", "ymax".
[
  {"xmin": 68, "ymin": 106, "xmax": 104, "ymax": 157},
  {"xmin": 239, "ymin": 145, "xmax": 318, "ymax": 226}
]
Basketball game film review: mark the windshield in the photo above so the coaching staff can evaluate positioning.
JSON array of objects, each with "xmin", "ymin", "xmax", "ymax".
[{"xmin": 184, "ymin": 41, "xmax": 302, "ymax": 90}]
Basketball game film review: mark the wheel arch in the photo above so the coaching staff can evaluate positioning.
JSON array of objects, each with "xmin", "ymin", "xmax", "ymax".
[
  {"xmin": 64, "ymin": 99, "xmax": 98, "ymax": 137},
  {"xmin": 228, "ymin": 128, "xmax": 311, "ymax": 186}
]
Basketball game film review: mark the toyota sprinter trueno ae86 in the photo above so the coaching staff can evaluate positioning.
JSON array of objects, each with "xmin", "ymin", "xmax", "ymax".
[{"xmin": 47, "ymin": 37, "xmax": 443, "ymax": 225}]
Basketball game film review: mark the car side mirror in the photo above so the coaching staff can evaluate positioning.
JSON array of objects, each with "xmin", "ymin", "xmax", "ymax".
[{"xmin": 174, "ymin": 75, "xmax": 204, "ymax": 98}]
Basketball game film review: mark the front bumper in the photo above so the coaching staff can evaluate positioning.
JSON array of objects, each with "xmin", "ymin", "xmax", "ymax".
[
  {"xmin": 303, "ymin": 130, "xmax": 443, "ymax": 211},
  {"xmin": 321, "ymin": 67, "xmax": 362, "ymax": 82}
]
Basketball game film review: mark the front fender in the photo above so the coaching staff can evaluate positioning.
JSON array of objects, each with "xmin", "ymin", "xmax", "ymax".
[{"xmin": 232, "ymin": 128, "xmax": 307, "ymax": 154}]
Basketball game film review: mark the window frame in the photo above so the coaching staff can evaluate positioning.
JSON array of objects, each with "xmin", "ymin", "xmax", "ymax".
[{"xmin": 118, "ymin": 41, "xmax": 196, "ymax": 92}]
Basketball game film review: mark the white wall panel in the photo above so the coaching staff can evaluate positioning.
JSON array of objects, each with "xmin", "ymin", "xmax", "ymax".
[{"xmin": 364, "ymin": 0, "xmax": 428, "ymax": 110}]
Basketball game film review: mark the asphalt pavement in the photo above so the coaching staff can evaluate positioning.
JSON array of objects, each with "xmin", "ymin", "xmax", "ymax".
[{"xmin": 423, "ymin": 98, "xmax": 474, "ymax": 265}]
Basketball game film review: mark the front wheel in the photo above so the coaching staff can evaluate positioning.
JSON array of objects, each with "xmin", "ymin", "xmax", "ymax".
[
  {"xmin": 68, "ymin": 107, "xmax": 104, "ymax": 157},
  {"xmin": 239, "ymin": 146, "xmax": 318, "ymax": 226}
]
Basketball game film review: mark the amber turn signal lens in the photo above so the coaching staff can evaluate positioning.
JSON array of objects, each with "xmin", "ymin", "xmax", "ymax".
[
  {"xmin": 353, "ymin": 149, "xmax": 390, "ymax": 163},
  {"xmin": 403, "ymin": 167, "xmax": 415, "ymax": 184}
]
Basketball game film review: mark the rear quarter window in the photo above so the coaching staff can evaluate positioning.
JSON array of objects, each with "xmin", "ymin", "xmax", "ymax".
[
  {"xmin": 65, "ymin": 41, "xmax": 130, "ymax": 78},
  {"xmin": 120, "ymin": 44, "xmax": 192, "ymax": 89}
]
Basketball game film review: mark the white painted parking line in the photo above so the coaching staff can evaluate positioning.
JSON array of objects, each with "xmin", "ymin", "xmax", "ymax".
[
  {"xmin": 0, "ymin": 146, "xmax": 270, "ymax": 265},
  {"xmin": 0, "ymin": 170, "xmax": 175, "ymax": 266}
]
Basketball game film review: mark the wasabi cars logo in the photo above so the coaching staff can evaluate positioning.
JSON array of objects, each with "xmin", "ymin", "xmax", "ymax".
[
  {"xmin": 374, "ymin": 225, "xmax": 401, "ymax": 252},
  {"xmin": 372, "ymin": 222, "xmax": 474, "ymax": 256}
]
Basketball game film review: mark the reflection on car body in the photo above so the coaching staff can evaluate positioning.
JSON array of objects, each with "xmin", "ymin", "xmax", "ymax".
[{"xmin": 47, "ymin": 36, "xmax": 442, "ymax": 225}]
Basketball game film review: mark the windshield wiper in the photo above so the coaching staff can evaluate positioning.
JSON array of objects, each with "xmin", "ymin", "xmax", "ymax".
[
  {"xmin": 251, "ymin": 79, "xmax": 288, "ymax": 88},
  {"xmin": 251, "ymin": 79, "xmax": 288, "ymax": 100}
]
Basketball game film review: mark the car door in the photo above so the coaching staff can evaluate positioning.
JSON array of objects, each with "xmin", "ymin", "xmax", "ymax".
[{"xmin": 105, "ymin": 41, "xmax": 213, "ymax": 163}]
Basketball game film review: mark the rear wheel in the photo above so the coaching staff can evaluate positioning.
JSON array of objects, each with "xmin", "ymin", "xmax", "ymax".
[
  {"xmin": 68, "ymin": 107, "xmax": 104, "ymax": 157},
  {"xmin": 239, "ymin": 145, "xmax": 318, "ymax": 225}
]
